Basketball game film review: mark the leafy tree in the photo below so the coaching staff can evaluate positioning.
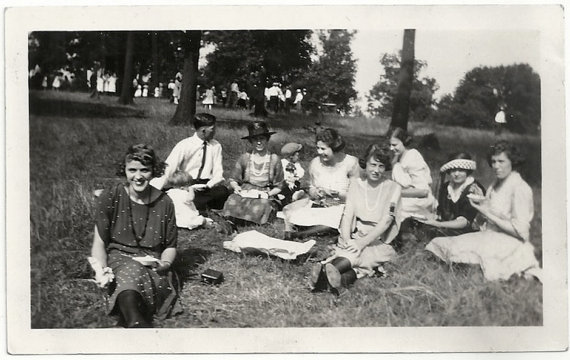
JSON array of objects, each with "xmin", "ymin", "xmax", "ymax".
[
  {"xmin": 302, "ymin": 30, "xmax": 358, "ymax": 113},
  {"xmin": 367, "ymin": 52, "xmax": 439, "ymax": 122},
  {"xmin": 203, "ymin": 30, "xmax": 313, "ymax": 89},
  {"xmin": 434, "ymin": 64, "xmax": 540, "ymax": 133}
]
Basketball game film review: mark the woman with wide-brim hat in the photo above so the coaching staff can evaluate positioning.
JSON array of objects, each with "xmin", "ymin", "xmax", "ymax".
[
  {"xmin": 222, "ymin": 121, "xmax": 284, "ymax": 225},
  {"xmin": 283, "ymin": 128, "xmax": 360, "ymax": 239}
]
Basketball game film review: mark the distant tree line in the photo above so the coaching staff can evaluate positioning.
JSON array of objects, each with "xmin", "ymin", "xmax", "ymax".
[
  {"xmin": 29, "ymin": 30, "xmax": 540, "ymax": 133},
  {"xmin": 366, "ymin": 53, "xmax": 540, "ymax": 134}
]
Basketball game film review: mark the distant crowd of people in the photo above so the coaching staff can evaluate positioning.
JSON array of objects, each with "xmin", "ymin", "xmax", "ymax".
[{"xmin": 29, "ymin": 63, "xmax": 323, "ymax": 116}]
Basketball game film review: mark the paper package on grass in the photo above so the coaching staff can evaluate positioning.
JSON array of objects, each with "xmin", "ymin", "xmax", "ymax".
[{"xmin": 223, "ymin": 230, "xmax": 316, "ymax": 260}]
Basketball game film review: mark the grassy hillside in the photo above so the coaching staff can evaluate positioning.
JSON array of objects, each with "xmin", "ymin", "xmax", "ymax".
[{"xmin": 28, "ymin": 90, "xmax": 542, "ymax": 328}]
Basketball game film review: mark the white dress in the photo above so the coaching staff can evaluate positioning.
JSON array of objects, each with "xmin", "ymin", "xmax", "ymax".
[
  {"xmin": 332, "ymin": 178, "xmax": 402, "ymax": 277},
  {"xmin": 166, "ymin": 188, "xmax": 205, "ymax": 230},
  {"xmin": 202, "ymin": 89, "xmax": 214, "ymax": 105},
  {"xmin": 425, "ymin": 171, "xmax": 541, "ymax": 282},
  {"xmin": 285, "ymin": 154, "xmax": 359, "ymax": 229},
  {"xmin": 391, "ymin": 148, "xmax": 436, "ymax": 218}
]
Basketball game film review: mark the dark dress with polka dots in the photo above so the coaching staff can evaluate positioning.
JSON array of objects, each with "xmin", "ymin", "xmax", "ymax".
[{"xmin": 95, "ymin": 184, "xmax": 180, "ymax": 320}]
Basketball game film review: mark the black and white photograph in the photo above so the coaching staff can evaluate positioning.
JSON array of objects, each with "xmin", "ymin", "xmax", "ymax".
[{"xmin": 4, "ymin": 3, "xmax": 568, "ymax": 355}]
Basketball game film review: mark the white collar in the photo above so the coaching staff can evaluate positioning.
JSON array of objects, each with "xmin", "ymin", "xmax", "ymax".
[{"xmin": 447, "ymin": 176, "xmax": 474, "ymax": 203}]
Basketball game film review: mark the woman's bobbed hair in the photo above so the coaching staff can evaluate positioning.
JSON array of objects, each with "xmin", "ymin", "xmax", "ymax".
[
  {"xmin": 359, "ymin": 143, "xmax": 393, "ymax": 171},
  {"xmin": 315, "ymin": 128, "xmax": 346, "ymax": 153},
  {"xmin": 386, "ymin": 127, "xmax": 413, "ymax": 147},
  {"xmin": 116, "ymin": 144, "xmax": 166, "ymax": 178},
  {"xmin": 486, "ymin": 141, "xmax": 525, "ymax": 169}
]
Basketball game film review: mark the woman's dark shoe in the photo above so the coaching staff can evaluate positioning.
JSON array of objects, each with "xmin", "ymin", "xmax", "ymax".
[
  {"xmin": 309, "ymin": 263, "xmax": 329, "ymax": 292},
  {"xmin": 324, "ymin": 263, "xmax": 342, "ymax": 292},
  {"xmin": 325, "ymin": 258, "xmax": 357, "ymax": 296},
  {"xmin": 127, "ymin": 320, "xmax": 152, "ymax": 328}
]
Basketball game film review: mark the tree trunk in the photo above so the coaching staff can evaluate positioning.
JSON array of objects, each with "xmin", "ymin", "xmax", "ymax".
[
  {"xmin": 253, "ymin": 68, "xmax": 268, "ymax": 117},
  {"xmin": 151, "ymin": 32, "xmax": 159, "ymax": 94},
  {"xmin": 390, "ymin": 29, "xmax": 415, "ymax": 131},
  {"xmin": 118, "ymin": 32, "xmax": 135, "ymax": 105},
  {"xmin": 170, "ymin": 31, "xmax": 201, "ymax": 126}
]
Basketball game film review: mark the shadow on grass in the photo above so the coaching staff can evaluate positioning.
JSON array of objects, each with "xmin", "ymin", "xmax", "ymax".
[
  {"xmin": 173, "ymin": 246, "xmax": 213, "ymax": 283},
  {"xmin": 29, "ymin": 95, "xmax": 146, "ymax": 118}
]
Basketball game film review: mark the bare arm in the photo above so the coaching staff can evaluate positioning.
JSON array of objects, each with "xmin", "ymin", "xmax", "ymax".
[
  {"xmin": 421, "ymin": 216, "xmax": 468, "ymax": 230},
  {"xmin": 401, "ymin": 187, "xmax": 429, "ymax": 198},
  {"xmin": 91, "ymin": 226, "xmax": 108, "ymax": 268}
]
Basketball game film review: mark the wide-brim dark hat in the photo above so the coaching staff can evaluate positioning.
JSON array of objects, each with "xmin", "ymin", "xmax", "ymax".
[{"xmin": 242, "ymin": 121, "xmax": 276, "ymax": 139}]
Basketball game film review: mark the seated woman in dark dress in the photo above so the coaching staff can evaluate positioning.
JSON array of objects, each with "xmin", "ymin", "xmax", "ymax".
[
  {"xmin": 90, "ymin": 144, "xmax": 180, "ymax": 328},
  {"xmin": 399, "ymin": 152, "xmax": 485, "ymax": 247}
]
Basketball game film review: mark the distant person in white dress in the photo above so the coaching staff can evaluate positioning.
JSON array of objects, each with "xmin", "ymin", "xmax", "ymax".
[
  {"xmin": 293, "ymin": 89, "xmax": 303, "ymax": 111},
  {"xmin": 107, "ymin": 73, "xmax": 117, "ymax": 95},
  {"xmin": 494, "ymin": 105, "xmax": 507, "ymax": 135},
  {"xmin": 202, "ymin": 86, "xmax": 215, "ymax": 110},
  {"xmin": 51, "ymin": 72, "xmax": 61, "ymax": 91},
  {"xmin": 173, "ymin": 72, "xmax": 182, "ymax": 104}
]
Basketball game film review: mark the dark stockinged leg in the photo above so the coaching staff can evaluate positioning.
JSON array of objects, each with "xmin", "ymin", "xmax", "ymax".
[{"xmin": 117, "ymin": 290, "xmax": 152, "ymax": 328}]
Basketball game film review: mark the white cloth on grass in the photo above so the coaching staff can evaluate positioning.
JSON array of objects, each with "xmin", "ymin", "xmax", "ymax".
[{"xmin": 223, "ymin": 230, "xmax": 316, "ymax": 260}]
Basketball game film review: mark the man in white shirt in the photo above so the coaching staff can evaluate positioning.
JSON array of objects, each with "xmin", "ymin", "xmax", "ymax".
[
  {"xmin": 151, "ymin": 113, "xmax": 230, "ymax": 214},
  {"xmin": 268, "ymin": 82, "xmax": 282, "ymax": 113}
]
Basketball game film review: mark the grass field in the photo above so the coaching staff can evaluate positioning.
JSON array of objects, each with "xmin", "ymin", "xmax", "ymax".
[{"xmin": 29, "ymin": 90, "xmax": 542, "ymax": 328}]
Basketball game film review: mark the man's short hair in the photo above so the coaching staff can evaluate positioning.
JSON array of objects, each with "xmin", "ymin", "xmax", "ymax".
[{"xmin": 193, "ymin": 113, "xmax": 216, "ymax": 129}]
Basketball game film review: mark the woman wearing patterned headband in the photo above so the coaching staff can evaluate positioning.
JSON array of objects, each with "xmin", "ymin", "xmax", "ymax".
[{"xmin": 401, "ymin": 152, "xmax": 485, "ymax": 245}]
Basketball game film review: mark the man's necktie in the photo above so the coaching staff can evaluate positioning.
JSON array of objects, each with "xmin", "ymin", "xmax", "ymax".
[{"xmin": 197, "ymin": 141, "xmax": 207, "ymax": 179}]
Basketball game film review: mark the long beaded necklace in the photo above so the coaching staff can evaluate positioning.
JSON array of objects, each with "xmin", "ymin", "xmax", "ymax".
[
  {"xmin": 365, "ymin": 180, "xmax": 383, "ymax": 212},
  {"xmin": 249, "ymin": 151, "xmax": 271, "ymax": 178},
  {"xmin": 127, "ymin": 186, "xmax": 151, "ymax": 243}
]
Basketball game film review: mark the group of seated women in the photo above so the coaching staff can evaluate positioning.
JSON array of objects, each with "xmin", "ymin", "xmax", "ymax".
[{"xmin": 90, "ymin": 114, "xmax": 542, "ymax": 327}]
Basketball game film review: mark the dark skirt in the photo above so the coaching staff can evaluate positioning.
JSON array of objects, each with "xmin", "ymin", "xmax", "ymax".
[
  {"xmin": 107, "ymin": 251, "xmax": 181, "ymax": 321},
  {"xmin": 222, "ymin": 193, "xmax": 279, "ymax": 225},
  {"xmin": 395, "ymin": 218, "xmax": 471, "ymax": 251}
]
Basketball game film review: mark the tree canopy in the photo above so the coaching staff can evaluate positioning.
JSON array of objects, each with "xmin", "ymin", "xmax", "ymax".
[
  {"xmin": 202, "ymin": 30, "xmax": 314, "ymax": 89},
  {"xmin": 433, "ymin": 64, "xmax": 540, "ymax": 133},
  {"xmin": 367, "ymin": 52, "xmax": 439, "ymax": 122},
  {"xmin": 302, "ymin": 30, "xmax": 358, "ymax": 112}
]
